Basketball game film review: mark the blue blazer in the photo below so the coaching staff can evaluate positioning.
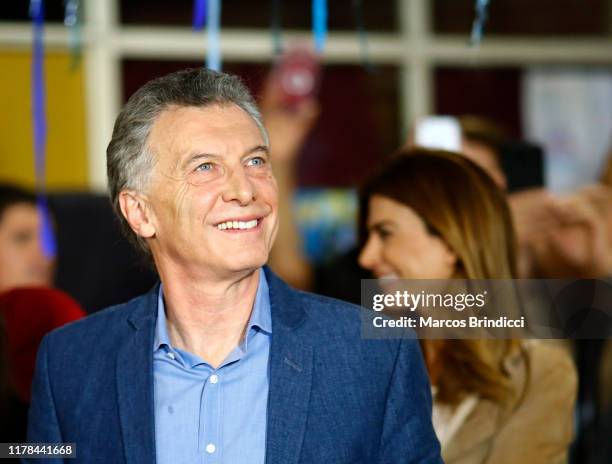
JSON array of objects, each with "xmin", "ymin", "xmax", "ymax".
[{"xmin": 28, "ymin": 267, "xmax": 442, "ymax": 463}]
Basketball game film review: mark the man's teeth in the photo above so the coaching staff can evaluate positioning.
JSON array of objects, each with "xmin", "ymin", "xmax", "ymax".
[{"xmin": 217, "ymin": 219, "xmax": 258, "ymax": 230}]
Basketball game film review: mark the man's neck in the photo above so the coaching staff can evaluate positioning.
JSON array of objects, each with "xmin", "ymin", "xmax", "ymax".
[{"xmin": 158, "ymin": 265, "xmax": 262, "ymax": 368}]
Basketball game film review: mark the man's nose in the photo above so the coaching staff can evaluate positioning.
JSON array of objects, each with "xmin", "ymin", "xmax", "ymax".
[
  {"xmin": 358, "ymin": 235, "xmax": 379, "ymax": 270},
  {"xmin": 222, "ymin": 167, "xmax": 255, "ymax": 205}
]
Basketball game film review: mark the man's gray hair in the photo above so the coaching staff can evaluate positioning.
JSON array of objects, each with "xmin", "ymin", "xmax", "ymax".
[{"xmin": 107, "ymin": 68, "xmax": 268, "ymax": 255}]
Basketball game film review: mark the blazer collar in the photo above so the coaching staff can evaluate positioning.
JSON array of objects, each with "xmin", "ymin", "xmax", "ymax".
[
  {"xmin": 126, "ymin": 282, "xmax": 160, "ymax": 330},
  {"xmin": 263, "ymin": 266, "xmax": 314, "ymax": 464},
  {"xmin": 125, "ymin": 267, "xmax": 307, "ymax": 330},
  {"xmin": 117, "ymin": 284, "xmax": 159, "ymax": 464},
  {"xmin": 263, "ymin": 266, "xmax": 308, "ymax": 330}
]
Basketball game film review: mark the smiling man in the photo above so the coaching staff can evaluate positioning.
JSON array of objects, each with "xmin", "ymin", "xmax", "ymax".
[{"xmin": 27, "ymin": 68, "xmax": 442, "ymax": 464}]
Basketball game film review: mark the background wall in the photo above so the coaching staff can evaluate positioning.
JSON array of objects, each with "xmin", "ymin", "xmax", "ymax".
[{"xmin": 0, "ymin": 50, "xmax": 87, "ymax": 189}]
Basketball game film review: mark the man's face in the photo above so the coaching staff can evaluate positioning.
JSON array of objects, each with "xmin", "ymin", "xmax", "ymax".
[{"xmin": 142, "ymin": 104, "xmax": 278, "ymax": 278}]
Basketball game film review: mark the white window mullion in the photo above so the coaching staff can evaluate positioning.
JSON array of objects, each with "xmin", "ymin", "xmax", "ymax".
[
  {"xmin": 399, "ymin": 0, "xmax": 433, "ymax": 140},
  {"xmin": 117, "ymin": 28, "xmax": 404, "ymax": 63},
  {"xmin": 84, "ymin": 0, "xmax": 121, "ymax": 192}
]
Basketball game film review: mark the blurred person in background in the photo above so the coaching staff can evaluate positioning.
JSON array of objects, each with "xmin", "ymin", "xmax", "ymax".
[
  {"xmin": 454, "ymin": 116, "xmax": 575, "ymax": 278},
  {"xmin": 0, "ymin": 184, "xmax": 54, "ymax": 292},
  {"xmin": 0, "ymin": 184, "xmax": 85, "ymax": 445},
  {"xmin": 358, "ymin": 148, "xmax": 577, "ymax": 464},
  {"xmin": 526, "ymin": 184, "xmax": 612, "ymax": 278},
  {"xmin": 1, "ymin": 311, "xmax": 27, "ymax": 463},
  {"xmin": 506, "ymin": 139, "xmax": 612, "ymax": 280},
  {"xmin": 458, "ymin": 115, "xmax": 508, "ymax": 191},
  {"xmin": 260, "ymin": 74, "xmax": 319, "ymax": 290},
  {"xmin": 0, "ymin": 310, "xmax": 28, "ymax": 452},
  {"xmin": 444, "ymin": 116, "xmax": 611, "ymax": 281}
]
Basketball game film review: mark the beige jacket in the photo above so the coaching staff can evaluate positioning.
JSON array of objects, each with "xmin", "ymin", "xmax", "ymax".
[{"xmin": 440, "ymin": 341, "xmax": 577, "ymax": 464}]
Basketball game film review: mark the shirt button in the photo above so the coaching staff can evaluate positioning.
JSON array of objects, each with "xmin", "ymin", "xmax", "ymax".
[
  {"xmin": 205, "ymin": 443, "xmax": 216, "ymax": 454},
  {"xmin": 209, "ymin": 374, "xmax": 219, "ymax": 384},
  {"xmin": 166, "ymin": 352, "xmax": 175, "ymax": 360}
]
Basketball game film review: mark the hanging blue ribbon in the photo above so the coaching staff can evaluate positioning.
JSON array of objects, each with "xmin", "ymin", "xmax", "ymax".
[
  {"xmin": 37, "ymin": 195, "xmax": 56, "ymax": 258},
  {"xmin": 206, "ymin": 0, "xmax": 221, "ymax": 70},
  {"xmin": 193, "ymin": 0, "xmax": 207, "ymax": 30},
  {"xmin": 470, "ymin": 0, "xmax": 490, "ymax": 46},
  {"xmin": 30, "ymin": 0, "xmax": 45, "ymax": 185},
  {"xmin": 30, "ymin": 0, "xmax": 56, "ymax": 258},
  {"xmin": 64, "ymin": 0, "xmax": 82, "ymax": 70},
  {"xmin": 312, "ymin": 0, "xmax": 327, "ymax": 53}
]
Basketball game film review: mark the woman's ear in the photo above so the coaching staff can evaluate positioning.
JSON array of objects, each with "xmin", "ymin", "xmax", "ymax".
[{"xmin": 118, "ymin": 190, "xmax": 156, "ymax": 239}]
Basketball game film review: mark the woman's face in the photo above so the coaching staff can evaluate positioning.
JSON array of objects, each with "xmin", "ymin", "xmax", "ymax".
[
  {"xmin": 0, "ymin": 203, "xmax": 54, "ymax": 293},
  {"xmin": 359, "ymin": 195, "xmax": 458, "ymax": 280}
]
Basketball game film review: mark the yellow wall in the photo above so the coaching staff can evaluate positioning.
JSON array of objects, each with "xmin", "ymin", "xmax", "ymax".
[{"xmin": 0, "ymin": 50, "xmax": 88, "ymax": 190}]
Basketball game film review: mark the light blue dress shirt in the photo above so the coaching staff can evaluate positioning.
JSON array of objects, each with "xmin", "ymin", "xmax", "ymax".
[{"xmin": 153, "ymin": 270, "xmax": 271, "ymax": 464}]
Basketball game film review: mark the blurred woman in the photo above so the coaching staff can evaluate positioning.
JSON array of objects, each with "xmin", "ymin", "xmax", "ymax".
[{"xmin": 358, "ymin": 148, "xmax": 577, "ymax": 463}]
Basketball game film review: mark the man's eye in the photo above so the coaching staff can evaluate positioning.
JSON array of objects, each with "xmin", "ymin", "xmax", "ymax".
[
  {"xmin": 377, "ymin": 229, "xmax": 391, "ymax": 240},
  {"xmin": 13, "ymin": 231, "xmax": 34, "ymax": 244},
  {"xmin": 247, "ymin": 156, "xmax": 266, "ymax": 167},
  {"xmin": 195, "ymin": 162, "xmax": 213, "ymax": 172}
]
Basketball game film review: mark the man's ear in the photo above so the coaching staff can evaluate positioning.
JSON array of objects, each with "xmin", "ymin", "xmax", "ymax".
[{"xmin": 118, "ymin": 190, "xmax": 156, "ymax": 239}]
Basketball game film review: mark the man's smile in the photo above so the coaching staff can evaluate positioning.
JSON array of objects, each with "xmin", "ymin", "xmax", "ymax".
[{"xmin": 215, "ymin": 216, "xmax": 263, "ymax": 232}]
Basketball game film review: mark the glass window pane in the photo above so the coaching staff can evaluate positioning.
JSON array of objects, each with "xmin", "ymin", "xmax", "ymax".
[
  {"xmin": 433, "ymin": 0, "xmax": 609, "ymax": 37},
  {"xmin": 0, "ymin": 51, "xmax": 88, "ymax": 189},
  {"xmin": 434, "ymin": 66, "xmax": 522, "ymax": 138},
  {"xmin": 120, "ymin": 0, "xmax": 398, "ymax": 32},
  {"xmin": 0, "ymin": 0, "xmax": 67, "ymax": 23}
]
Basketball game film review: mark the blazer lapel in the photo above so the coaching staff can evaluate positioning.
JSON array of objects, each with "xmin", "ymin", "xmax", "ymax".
[
  {"xmin": 264, "ymin": 268, "xmax": 314, "ymax": 464},
  {"xmin": 116, "ymin": 286, "xmax": 159, "ymax": 464}
]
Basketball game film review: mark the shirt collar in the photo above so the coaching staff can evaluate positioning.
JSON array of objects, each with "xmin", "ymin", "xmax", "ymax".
[{"xmin": 154, "ymin": 268, "xmax": 272, "ymax": 352}]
